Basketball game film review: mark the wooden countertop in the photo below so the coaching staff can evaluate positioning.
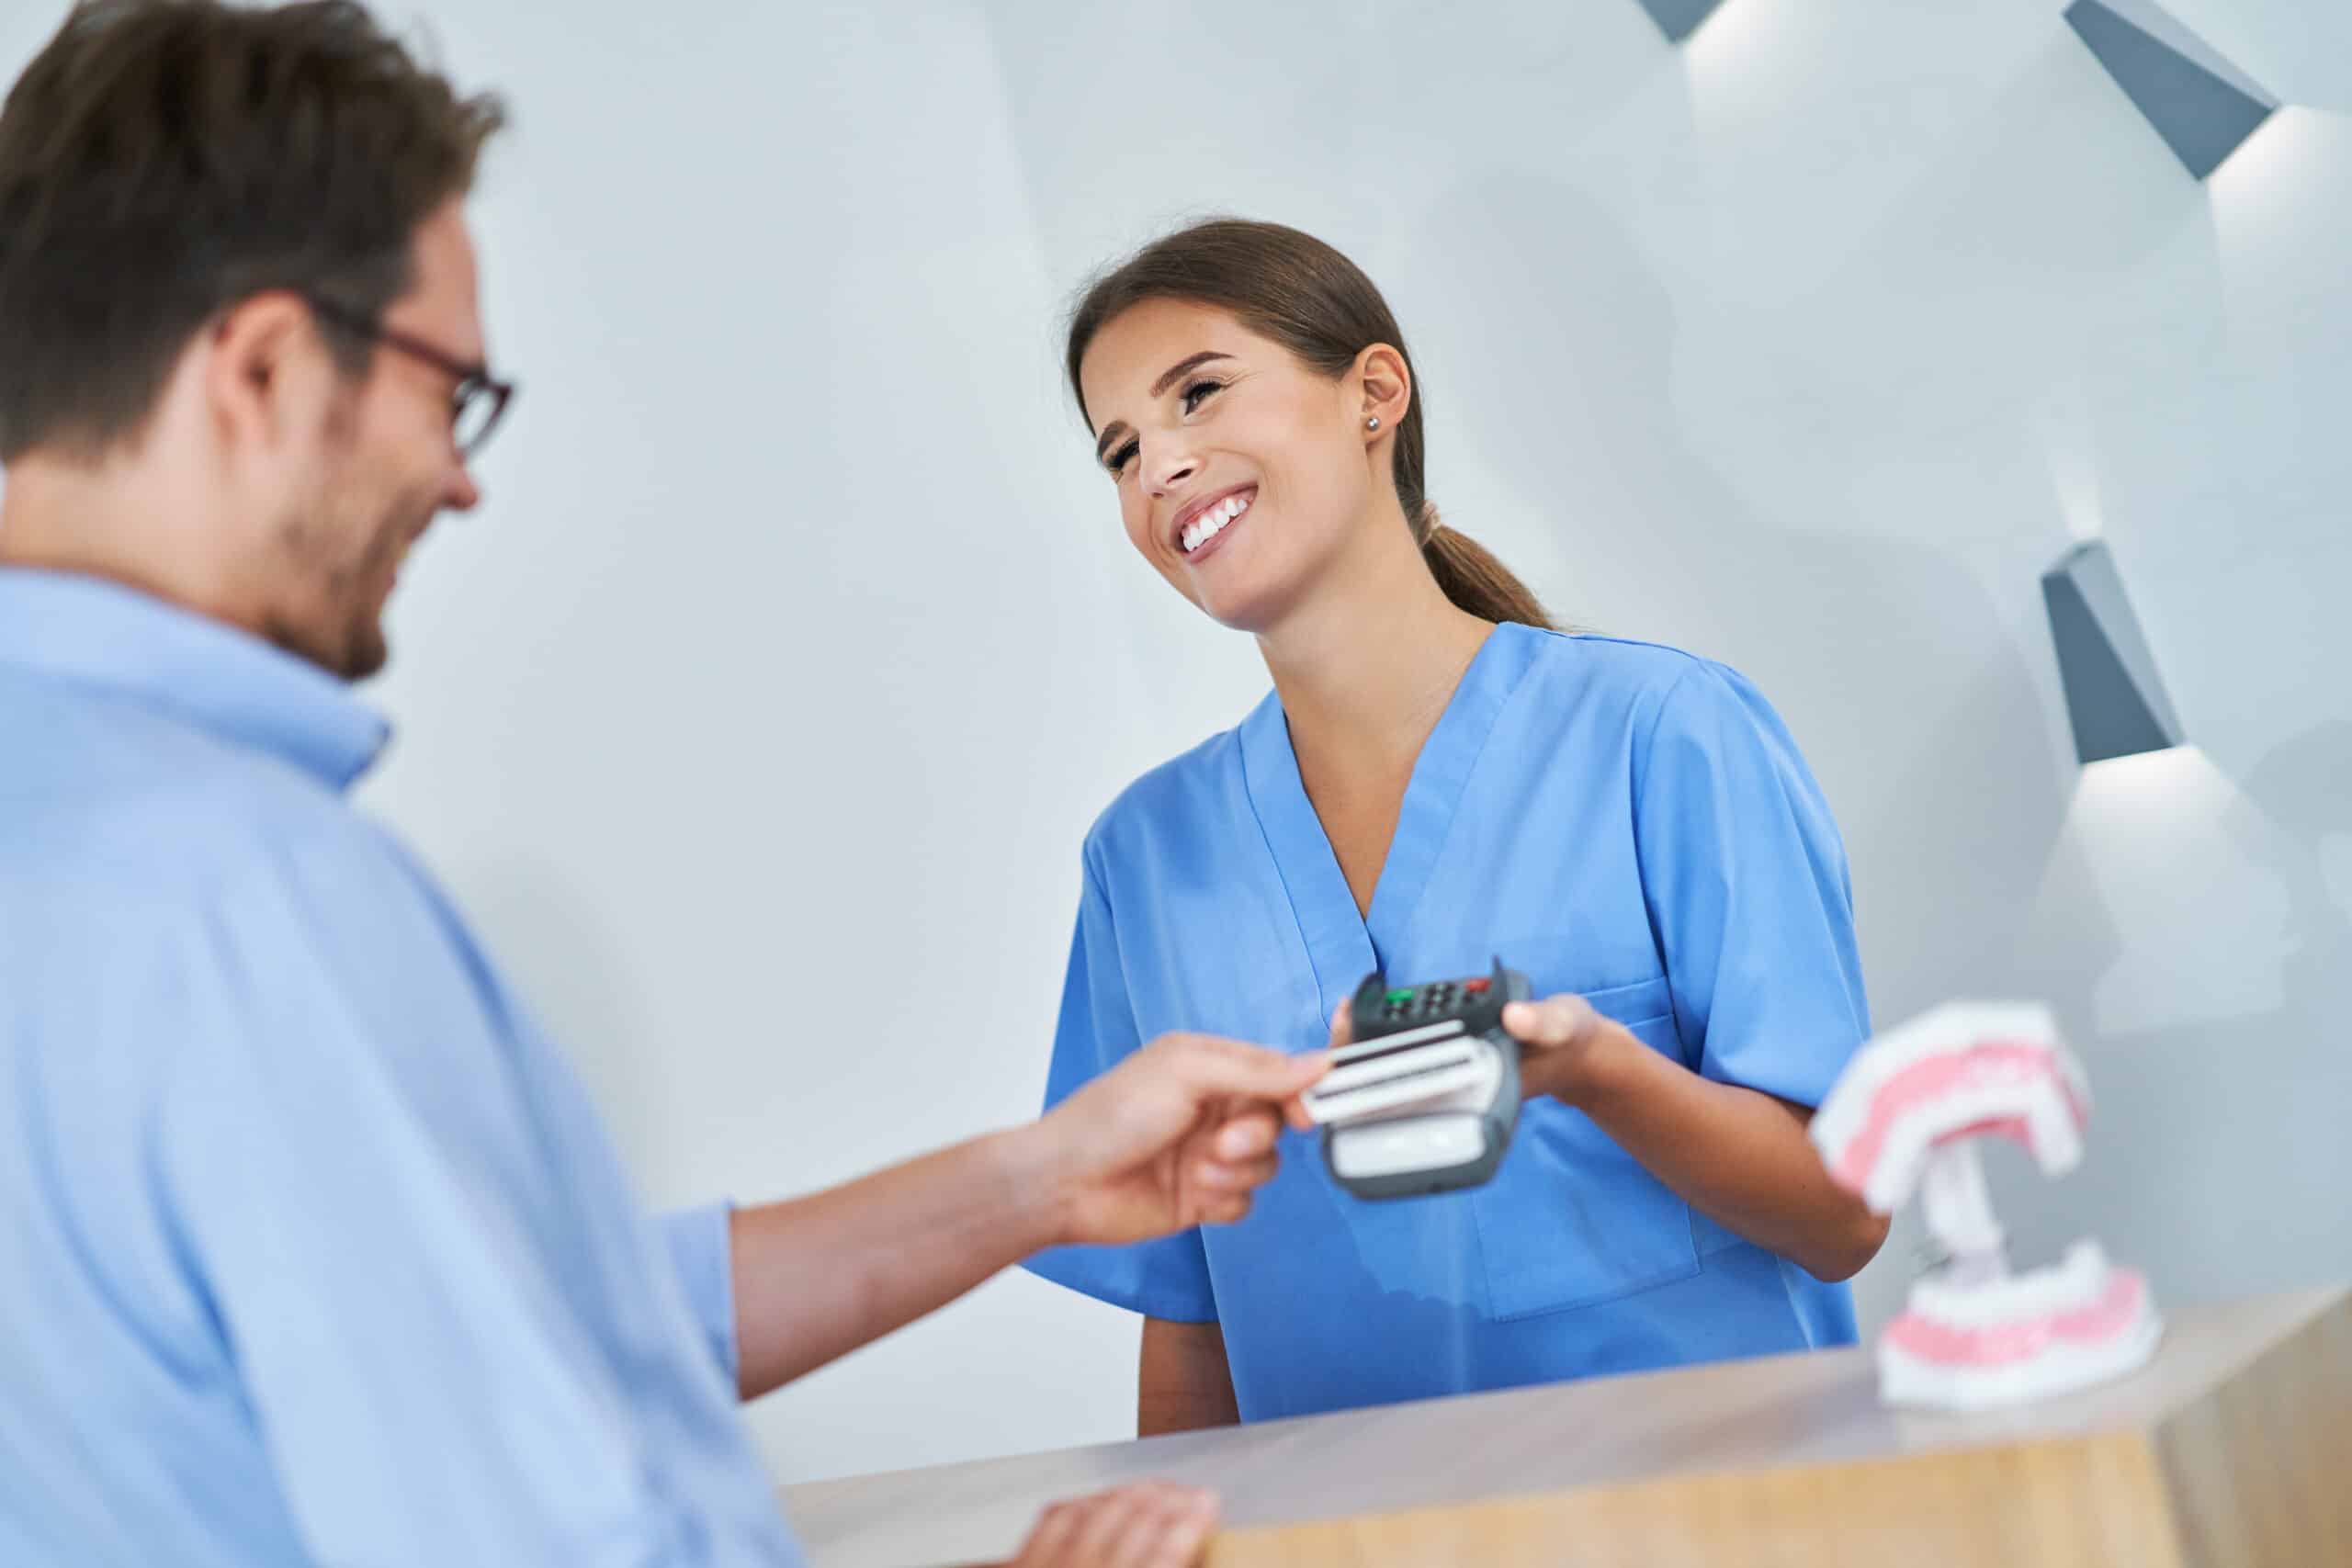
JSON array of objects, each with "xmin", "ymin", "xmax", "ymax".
[{"xmin": 783, "ymin": 1285, "xmax": 2351, "ymax": 1567}]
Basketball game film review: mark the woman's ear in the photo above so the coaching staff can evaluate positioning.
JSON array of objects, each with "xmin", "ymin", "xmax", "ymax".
[{"xmin": 1355, "ymin": 343, "xmax": 1411, "ymax": 440}]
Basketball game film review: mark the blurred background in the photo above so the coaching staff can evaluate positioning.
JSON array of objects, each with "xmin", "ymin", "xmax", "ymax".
[{"xmin": 5, "ymin": 0, "xmax": 2346, "ymax": 1485}]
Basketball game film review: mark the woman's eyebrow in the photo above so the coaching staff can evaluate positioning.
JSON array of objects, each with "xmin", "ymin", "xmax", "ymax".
[
  {"xmin": 1150, "ymin": 350, "xmax": 1232, "ymax": 397},
  {"xmin": 1094, "ymin": 351, "xmax": 1237, "ymax": 462}
]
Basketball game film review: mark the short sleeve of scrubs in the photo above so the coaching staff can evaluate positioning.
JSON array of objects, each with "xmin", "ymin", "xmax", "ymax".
[
  {"xmin": 1021, "ymin": 844, "xmax": 1218, "ymax": 1322},
  {"xmin": 1634, "ymin": 660, "xmax": 1871, "ymax": 1107}
]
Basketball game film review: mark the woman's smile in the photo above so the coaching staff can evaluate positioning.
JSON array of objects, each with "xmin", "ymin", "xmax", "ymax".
[{"xmin": 1174, "ymin": 484, "xmax": 1257, "ymax": 565}]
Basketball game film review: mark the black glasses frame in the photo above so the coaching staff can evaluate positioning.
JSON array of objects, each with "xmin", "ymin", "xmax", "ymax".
[{"xmin": 302, "ymin": 294, "xmax": 517, "ymax": 458}]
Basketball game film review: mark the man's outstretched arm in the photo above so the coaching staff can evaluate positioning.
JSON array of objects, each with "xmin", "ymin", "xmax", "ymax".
[{"xmin": 722, "ymin": 1034, "xmax": 1326, "ymax": 1398}]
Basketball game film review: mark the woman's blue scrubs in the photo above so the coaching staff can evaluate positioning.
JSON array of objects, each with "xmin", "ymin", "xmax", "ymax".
[{"xmin": 1024, "ymin": 626, "xmax": 1871, "ymax": 1422}]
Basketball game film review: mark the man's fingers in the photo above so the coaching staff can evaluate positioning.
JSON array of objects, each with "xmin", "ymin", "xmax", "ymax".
[
  {"xmin": 1105, "ymin": 1484, "xmax": 1218, "ymax": 1568},
  {"xmin": 1191, "ymin": 1154, "xmax": 1279, "ymax": 1193},
  {"xmin": 1067, "ymin": 1488, "xmax": 1151, "ymax": 1566},
  {"xmin": 1160, "ymin": 1034, "xmax": 1333, "ymax": 1102},
  {"xmin": 1501, "ymin": 996, "xmax": 1596, "ymax": 1051},
  {"xmin": 1213, "ymin": 1108, "xmax": 1278, "ymax": 1161},
  {"xmin": 1169, "ymin": 1104, "xmax": 1272, "ymax": 1170},
  {"xmin": 1301, "ymin": 1007, "xmax": 1351, "ymax": 1128},
  {"xmin": 1193, "ymin": 1190, "xmax": 1255, "ymax": 1226},
  {"xmin": 1125, "ymin": 1033, "xmax": 1330, "ymax": 1140},
  {"xmin": 1054, "ymin": 1483, "xmax": 1214, "ymax": 1568},
  {"xmin": 1017, "ymin": 1482, "xmax": 1216, "ymax": 1567},
  {"xmin": 1016, "ymin": 1497, "xmax": 1082, "ymax": 1565}
]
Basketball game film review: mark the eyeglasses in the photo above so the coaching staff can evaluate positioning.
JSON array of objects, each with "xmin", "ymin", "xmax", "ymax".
[{"xmin": 302, "ymin": 294, "xmax": 518, "ymax": 458}]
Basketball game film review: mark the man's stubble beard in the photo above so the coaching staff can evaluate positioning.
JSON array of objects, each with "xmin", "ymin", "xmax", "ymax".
[{"xmin": 265, "ymin": 452, "xmax": 412, "ymax": 682}]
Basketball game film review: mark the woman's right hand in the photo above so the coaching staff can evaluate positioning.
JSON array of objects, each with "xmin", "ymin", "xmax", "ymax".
[{"xmin": 1009, "ymin": 1482, "xmax": 1220, "ymax": 1568}]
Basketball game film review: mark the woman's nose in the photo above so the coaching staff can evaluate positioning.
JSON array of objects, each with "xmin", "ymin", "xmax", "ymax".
[{"xmin": 1145, "ymin": 442, "xmax": 1198, "ymax": 497}]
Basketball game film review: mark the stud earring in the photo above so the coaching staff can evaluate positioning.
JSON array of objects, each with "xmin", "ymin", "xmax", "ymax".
[{"xmin": 1366, "ymin": 416, "xmax": 1382, "ymax": 431}]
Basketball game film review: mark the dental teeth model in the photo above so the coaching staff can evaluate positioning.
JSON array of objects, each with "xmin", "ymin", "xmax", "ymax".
[{"xmin": 1810, "ymin": 1002, "xmax": 2163, "ymax": 1410}]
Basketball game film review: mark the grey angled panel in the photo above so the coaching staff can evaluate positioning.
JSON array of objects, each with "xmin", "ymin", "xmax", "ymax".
[
  {"xmin": 1634, "ymin": 0, "xmax": 1724, "ymax": 45},
  {"xmin": 2077, "ymin": 0, "xmax": 2277, "ymax": 107},
  {"xmin": 2041, "ymin": 540, "xmax": 2185, "ymax": 765},
  {"xmin": 2064, "ymin": 0, "xmax": 2278, "ymax": 179}
]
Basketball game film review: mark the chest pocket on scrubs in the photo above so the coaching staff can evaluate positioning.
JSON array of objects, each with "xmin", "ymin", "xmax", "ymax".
[{"xmin": 1469, "ymin": 960, "xmax": 1702, "ymax": 1321}]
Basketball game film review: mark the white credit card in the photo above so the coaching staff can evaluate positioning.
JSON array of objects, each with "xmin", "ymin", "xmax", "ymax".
[
  {"xmin": 1334, "ymin": 1018, "xmax": 1473, "ymax": 1058},
  {"xmin": 1302, "ymin": 1036, "xmax": 1498, "ymax": 1126}
]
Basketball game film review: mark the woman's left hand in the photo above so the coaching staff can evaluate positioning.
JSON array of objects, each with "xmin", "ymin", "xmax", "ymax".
[
  {"xmin": 1500, "ymin": 994, "xmax": 1620, "ymax": 1105},
  {"xmin": 1328, "ymin": 992, "xmax": 1623, "ymax": 1106}
]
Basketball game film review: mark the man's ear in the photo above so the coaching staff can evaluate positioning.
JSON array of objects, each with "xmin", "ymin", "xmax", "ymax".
[
  {"xmin": 203, "ymin": 292, "xmax": 336, "ymax": 456},
  {"xmin": 1354, "ymin": 343, "xmax": 1411, "ymax": 440}
]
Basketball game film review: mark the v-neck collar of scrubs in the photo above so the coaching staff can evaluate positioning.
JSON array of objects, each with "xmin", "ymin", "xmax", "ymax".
[{"xmin": 1238, "ymin": 620, "xmax": 1545, "ymax": 1013}]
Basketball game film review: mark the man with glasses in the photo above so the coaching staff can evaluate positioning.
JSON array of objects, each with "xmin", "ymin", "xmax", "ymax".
[
  {"xmin": 304, "ymin": 292, "xmax": 518, "ymax": 464},
  {"xmin": 0, "ymin": 5, "xmax": 1319, "ymax": 1565}
]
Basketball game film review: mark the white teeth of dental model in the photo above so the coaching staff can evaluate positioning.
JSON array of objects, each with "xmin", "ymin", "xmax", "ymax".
[
  {"xmin": 1874, "ymin": 1242, "xmax": 2163, "ymax": 1412},
  {"xmin": 1181, "ymin": 491, "xmax": 1252, "ymax": 554},
  {"xmin": 1811, "ymin": 1001, "xmax": 2162, "ymax": 1411},
  {"xmin": 1812, "ymin": 1002, "xmax": 2089, "ymax": 1214}
]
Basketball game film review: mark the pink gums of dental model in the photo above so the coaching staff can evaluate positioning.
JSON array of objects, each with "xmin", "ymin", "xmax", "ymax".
[{"xmin": 1809, "ymin": 1002, "xmax": 2163, "ymax": 1409}]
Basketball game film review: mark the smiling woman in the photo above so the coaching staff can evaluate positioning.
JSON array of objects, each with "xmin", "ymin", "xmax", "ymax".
[
  {"xmin": 1024, "ymin": 217, "xmax": 1888, "ymax": 1436},
  {"xmin": 1067, "ymin": 220, "xmax": 1551, "ymax": 636}
]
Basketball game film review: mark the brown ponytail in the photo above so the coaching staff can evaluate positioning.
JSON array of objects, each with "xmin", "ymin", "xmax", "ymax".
[
  {"xmin": 1066, "ymin": 218, "xmax": 1555, "ymax": 631},
  {"xmin": 1409, "ymin": 503, "xmax": 1554, "ymax": 631}
]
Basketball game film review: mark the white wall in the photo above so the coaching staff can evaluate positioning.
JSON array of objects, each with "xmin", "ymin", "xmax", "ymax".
[{"xmin": 6, "ymin": 0, "xmax": 2348, "ymax": 1487}]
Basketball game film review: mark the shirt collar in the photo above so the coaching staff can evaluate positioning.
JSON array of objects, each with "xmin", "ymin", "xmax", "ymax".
[{"xmin": 0, "ymin": 568, "xmax": 391, "ymax": 792}]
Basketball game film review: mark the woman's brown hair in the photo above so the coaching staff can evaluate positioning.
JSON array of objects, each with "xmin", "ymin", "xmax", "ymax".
[{"xmin": 1066, "ymin": 218, "xmax": 1553, "ymax": 630}]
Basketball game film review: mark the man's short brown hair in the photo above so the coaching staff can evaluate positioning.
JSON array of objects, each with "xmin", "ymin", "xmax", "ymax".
[{"xmin": 0, "ymin": 0, "xmax": 506, "ymax": 462}]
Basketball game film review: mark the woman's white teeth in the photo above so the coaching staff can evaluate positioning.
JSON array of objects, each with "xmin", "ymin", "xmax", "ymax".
[{"xmin": 1182, "ymin": 492, "xmax": 1252, "ymax": 554}]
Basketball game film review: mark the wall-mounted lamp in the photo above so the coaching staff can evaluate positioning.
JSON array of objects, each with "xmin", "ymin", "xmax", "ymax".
[
  {"xmin": 2064, "ymin": 0, "xmax": 2278, "ymax": 179},
  {"xmin": 1634, "ymin": 0, "xmax": 1725, "ymax": 45},
  {"xmin": 2042, "ymin": 539, "xmax": 2184, "ymax": 766}
]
